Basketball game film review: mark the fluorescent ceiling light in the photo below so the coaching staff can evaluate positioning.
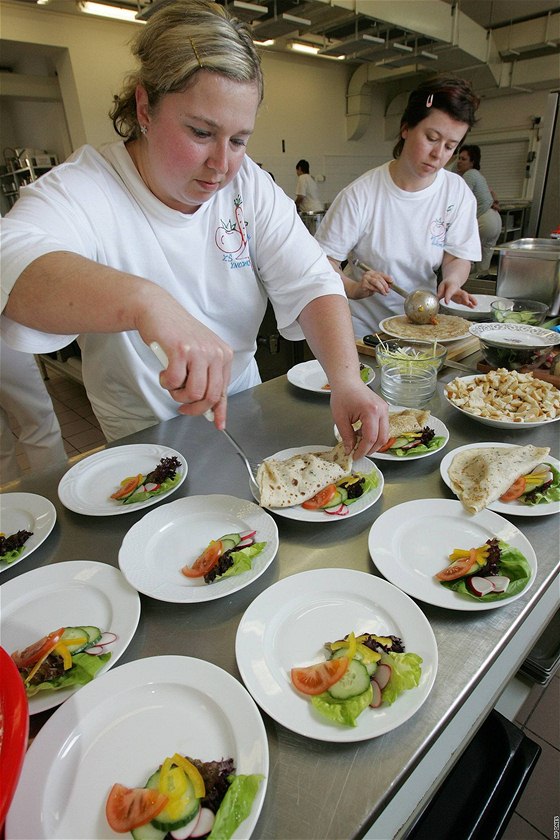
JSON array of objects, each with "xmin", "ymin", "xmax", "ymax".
[
  {"xmin": 251, "ymin": 12, "xmax": 311, "ymax": 40},
  {"xmin": 254, "ymin": 38, "xmax": 275, "ymax": 47},
  {"xmin": 80, "ymin": 2, "xmax": 143, "ymax": 22},
  {"xmin": 289, "ymin": 41, "xmax": 319, "ymax": 55},
  {"xmin": 319, "ymin": 33, "xmax": 385, "ymax": 57}
]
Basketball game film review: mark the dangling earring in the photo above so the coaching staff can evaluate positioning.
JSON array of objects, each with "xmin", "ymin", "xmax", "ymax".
[{"xmin": 140, "ymin": 125, "xmax": 148, "ymax": 135}]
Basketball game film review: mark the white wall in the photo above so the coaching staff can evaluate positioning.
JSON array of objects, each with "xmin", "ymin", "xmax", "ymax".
[{"xmin": 0, "ymin": 0, "xmax": 556, "ymax": 206}]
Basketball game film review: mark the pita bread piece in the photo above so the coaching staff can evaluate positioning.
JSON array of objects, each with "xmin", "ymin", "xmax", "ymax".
[
  {"xmin": 388, "ymin": 409, "xmax": 430, "ymax": 439},
  {"xmin": 257, "ymin": 442, "xmax": 353, "ymax": 508},
  {"xmin": 448, "ymin": 444, "xmax": 550, "ymax": 514}
]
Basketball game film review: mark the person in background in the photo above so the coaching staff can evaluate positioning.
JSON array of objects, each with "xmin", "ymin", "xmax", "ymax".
[
  {"xmin": 0, "ymin": 339, "xmax": 67, "ymax": 483},
  {"xmin": 1, "ymin": 0, "xmax": 387, "ymax": 457},
  {"xmin": 315, "ymin": 75, "xmax": 481, "ymax": 338},
  {"xmin": 455, "ymin": 144, "xmax": 502, "ymax": 275},
  {"xmin": 295, "ymin": 159, "xmax": 323, "ymax": 213}
]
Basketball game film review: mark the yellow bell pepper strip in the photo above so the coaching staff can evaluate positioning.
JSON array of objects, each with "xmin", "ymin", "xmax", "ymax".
[
  {"xmin": 166, "ymin": 754, "xmax": 206, "ymax": 799},
  {"xmin": 53, "ymin": 642, "xmax": 73, "ymax": 670}
]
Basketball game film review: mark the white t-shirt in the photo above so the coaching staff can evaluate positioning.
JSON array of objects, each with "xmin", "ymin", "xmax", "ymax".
[
  {"xmin": 296, "ymin": 173, "xmax": 323, "ymax": 213},
  {"xmin": 315, "ymin": 162, "xmax": 480, "ymax": 338},
  {"xmin": 1, "ymin": 143, "xmax": 344, "ymax": 441}
]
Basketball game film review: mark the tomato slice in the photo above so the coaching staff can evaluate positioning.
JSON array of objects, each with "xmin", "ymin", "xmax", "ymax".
[
  {"xmin": 106, "ymin": 783, "xmax": 168, "ymax": 832},
  {"xmin": 378, "ymin": 437, "xmax": 397, "ymax": 453},
  {"xmin": 111, "ymin": 474, "xmax": 143, "ymax": 500},
  {"xmin": 499, "ymin": 476, "xmax": 527, "ymax": 502},
  {"xmin": 291, "ymin": 657, "xmax": 349, "ymax": 695},
  {"xmin": 11, "ymin": 628, "xmax": 66, "ymax": 670},
  {"xmin": 181, "ymin": 540, "xmax": 223, "ymax": 578},
  {"xmin": 435, "ymin": 549, "xmax": 478, "ymax": 581},
  {"xmin": 301, "ymin": 484, "xmax": 337, "ymax": 510}
]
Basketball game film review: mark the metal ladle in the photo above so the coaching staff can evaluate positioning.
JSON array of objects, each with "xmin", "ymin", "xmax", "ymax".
[{"xmin": 352, "ymin": 260, "xmax": 439, "ymax": 325}]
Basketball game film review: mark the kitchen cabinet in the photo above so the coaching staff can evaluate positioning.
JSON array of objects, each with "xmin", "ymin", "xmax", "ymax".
[
  {"xmin": 497, "ymin": 203, "xmax": 531, "ymax": 245},
  {"xmin": 0, "ymin": 152, "xmax": 58, "ymax": 207}
]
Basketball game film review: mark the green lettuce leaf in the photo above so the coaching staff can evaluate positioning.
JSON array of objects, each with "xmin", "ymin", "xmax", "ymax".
[
  {"xmin": 520, "ymin": 464, "xmax": 560, "ymax": 506},
  {"xmin": 391, "ymin": 435, "xmax": 446, "ymax": 457},
  {"xmin": 380, "ymin": 652, "xmax": 423, "ymax": 705},
  {"xmin": 439, "ymin": 541, "xmax": 531, "ymax": 602},
  {"xmin": 310, "ymin": 684, "xmax": 373, "ymax": 727},
  {"xmin": 344, "ymin": 471, "xmax": 379, "ymax": 506},
  {"xmin": 25, "ymin": 651, "xmax": 111, "ymax": 697},
  {"xmin": 0, "ymin": 546, "xmax": 26, "ymax": 564},
  {"xmin": 123, "ymin": 471, "xmax": 182, "ymax": 504},
  {"xmin": 209, "ymin": 774, "xmax": 264, "ymax": 840},
  {"xmin": 217, "ymin": 542, "xmax": 267, "ymax": 580}
]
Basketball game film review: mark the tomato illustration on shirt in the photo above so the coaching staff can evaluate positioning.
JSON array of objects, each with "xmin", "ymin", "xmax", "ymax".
[{"xmin": 215, "ymin": 195, "xmax": 249, "ymax": 258}]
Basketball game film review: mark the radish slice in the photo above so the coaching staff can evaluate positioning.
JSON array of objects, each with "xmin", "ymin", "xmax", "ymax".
[
  {"xmin": 190, "ymin": 807, "xmax": 215, "ymax": 838},
  {"xmin": 324, "ymin": 504, "xmax": 349, "ymax": 516},
  {"xmin": 240, "ymin": 530, "xmax": 256, "ymax": 540},
  {"xmin": 485, "ymin": 575, "xmax": 510, "ymax": 593},
  {"xmin": 84, "ymin": 645, "xmax": 105, "ymax": 655},
  {"xmin": 96, "ymin": 632, "xmax": 118, "ymax": 647},
  {"xmin": 369, "ymin": 680, "xmax": 382, "ymax": 708},
  {"xmin": 144, "ymin": 482, "xmax": 160, "ymax": 492},
  {"xmin": 372, "ymin": 663, "xmax": 392, "ymax": 691},
  {"xmin": 466, "ymin": 576, "xmax": 495, "ymax": 597},
  {"xmin": 170, "ymin": 807, "xmax": 201, "ymax": 839}
]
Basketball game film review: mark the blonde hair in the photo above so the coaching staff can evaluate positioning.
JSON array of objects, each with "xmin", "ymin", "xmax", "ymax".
[{"xmin": 110, "ymin": 0, "xmax": 263, "ymax": 139}]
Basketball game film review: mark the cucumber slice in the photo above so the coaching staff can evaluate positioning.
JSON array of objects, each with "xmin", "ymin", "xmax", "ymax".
[
  {"xmin": 327, "ymin": 659, "xmax": 371, "ymax": 700},
  {"xmin": 323, "ymin": 487, "xmax": 348, "ymax": 508},
  {"xmin": 391, "ymin": 436, "xmax": 410, "ymax": 449},
  {"xmin": 60, "ymin": 627, "xmax": 94, "ymax": 654},
  {"xmin": 131, "ymin": 822, "xmax": 167, "ymax": 840},
  {"xmin": 79, "ymin": 626, "xmax": 102, "ymax": 647},
  {"xmin": 330, "ymin": 647, "xmax": 378, "ymax": 676},
  {"xmin": 146, "ymin": 768, "xmax": 200, "ymax": 832},
  {"xmin": 219, "ymin": 533, "xmax": 242, "ymax": 552}
]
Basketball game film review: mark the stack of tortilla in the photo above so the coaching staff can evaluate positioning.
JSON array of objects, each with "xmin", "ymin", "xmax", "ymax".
[
  {"xmin": 448, "ymin": 444, "xmax": 550, "ymax": 513},
  {"xmin": 257, "ymin": 442, "xmax": 353, "ymax": 508},
  {"xmin": 388, "ymin": 408, "xmax": 430, "ymax": 438}
]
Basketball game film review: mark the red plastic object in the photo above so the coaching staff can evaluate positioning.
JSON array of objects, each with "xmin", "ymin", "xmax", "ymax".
[{"xmin": 0, "ymin": 646, "xmax": 29, "ymax": 831}]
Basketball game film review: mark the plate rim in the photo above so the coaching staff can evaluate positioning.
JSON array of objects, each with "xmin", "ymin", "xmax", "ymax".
[
  {"xmin": 287, "ymin": 358, "xmax": 375, "ymax": 393},
  {"xmin": 378, "ymin": 316, "xmax": 471, "ymax": 344},
  {"xmin": 443, "ymin": 373, "xmax": 560, "ymax": 428},
  {"xmin": 439, "ymin": 442, "xmax": 560, "ymax": 517},
  {"xmin": 118, "ymin": 493, "xmax": 279, "ymax": 603},
  {"xmin": 57, "ymin": 443, "xmax": 188, "ymax": 516},
  {"xmin": 253, "ymin": 444, "xmax": 384, "ymax": 521},
  {"xmin": 6, "ymin": 654, "xmax": 269, "ymax": 840},
  {"xmin": 0, "ymin": 492, "xmax": 57, "ymax": 573},
  {"xmin": 0, "ymin": 559, "xmax": 141, "ymax": 714},
  {"xmin": 368, "ymin": 498, "xmax": 537, "ymax": 611},
  {"xmin": 235, "ymin": 567, "xmax": 438, "ymax": 743}
]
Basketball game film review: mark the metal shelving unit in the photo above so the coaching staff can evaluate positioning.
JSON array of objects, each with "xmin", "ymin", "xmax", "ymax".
[{"xmin": 1, "ymin": 150, "xmax": 58, "ymax": 207}]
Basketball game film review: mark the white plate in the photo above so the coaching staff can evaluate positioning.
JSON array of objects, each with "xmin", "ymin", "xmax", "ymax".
[
  {"xmin": 439, "ymin": 294, "xmax": 500, "ymax": 321},
  {"xmin": 439, "ymin": 443, "xmax": 560, "ymax": 517},
  {"xmin": 235, "ymin": 568, "xmax": 437, "ymax": 743},
  {"xmin": 252, "ymin": 445, "xmax": 384, "ymax": 521},
  {"xmin": 58, "ymin": 444, "xmax": 187, "ymax": 516},
  {"xmin": 118, "ymin": 494, "xmax": 279, "ymax": 603},
  {"xmin": 0, "ymin": 560, "xmax": 141, "ymax": 714},
  {"xmin": 334, "ymin": 410, "xmax": 449, "ymax": 461},
  {"xmin": 369, "ymin": 499, "xmax": 537, "ymax": 611},
  {"xmin": 469, "ymin": 322, "xmax": 560, "ymax": 347},
  {"xmin": 444, "ymin": 374, "xmax": 560, "ymax": 429},
  {"xmin": 379, "ymin": 316, "xmax": 471, "ymax": 344},
  {"xmin": 287, "ymin": 359, "xmax": 375, "ymax": 394},
  {"xmin": 0, "ymin": 493, "xmax": 56, "ymax": 573},
  {"xmin": 6, "ymin": 656, "xmax": 268, "ymax": 840}
]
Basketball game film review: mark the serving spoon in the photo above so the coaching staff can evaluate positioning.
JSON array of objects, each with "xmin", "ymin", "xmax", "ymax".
[
  {"xmin": 149, "ymin": 342, "xmax": 261, "ymax": 498},
  {"xmin": 352, "ymin": 259, "xmax": 439, "ymax": 325}
]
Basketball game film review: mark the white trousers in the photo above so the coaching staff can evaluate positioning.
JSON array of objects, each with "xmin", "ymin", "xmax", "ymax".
[
  {"xmin": 475, "ymin": 207, "xmax": 502, "ymax": 273},
  {"xmin": 0, "ymin": 339, "xmax": 67, "ymax": 483}
]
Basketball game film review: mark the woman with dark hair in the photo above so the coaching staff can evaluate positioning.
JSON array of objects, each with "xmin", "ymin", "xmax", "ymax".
[
  {"xmin": 315, "ymin": 75, "xmax": 481, "ymax": 337},
  {"xmin": 456, "ymin": 144, "xmax": 502, "ymax": 274},
  {"xmin": 1, "ymin": 0, "xmax": 388, "ymax": 455}
]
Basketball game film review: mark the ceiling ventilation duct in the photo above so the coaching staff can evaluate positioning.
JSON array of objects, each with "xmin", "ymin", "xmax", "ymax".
[
  {"xmin": 318, "ymin": 33, "xmax": 385, "ymax": 58},
  {"xmin": 251, "ymin": 11, "xmax": 311, "ymax": 39}
]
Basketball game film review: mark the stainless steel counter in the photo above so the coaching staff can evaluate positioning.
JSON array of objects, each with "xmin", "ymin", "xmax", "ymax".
[{"xmin": 4, "ymin": 362, "xmax": 559, "ymax": 840}]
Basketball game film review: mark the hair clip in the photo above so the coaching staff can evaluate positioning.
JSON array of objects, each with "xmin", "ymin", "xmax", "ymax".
[
  {"xmin": 426, "ymin": 94, "xmax": 434, "ymax": 108},
  {"xmin": 189, "ymin": 37, "xmax": 204, "ymax": 69}
]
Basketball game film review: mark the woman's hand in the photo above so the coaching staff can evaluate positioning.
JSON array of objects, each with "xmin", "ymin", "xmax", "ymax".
[
  {"xmin": 330, "ymin": 383, "xmax": 389, "ymax": 460},
  {"xmin": 437, "ymin": 279, "xmax": 477, "ymax": 308},
  {"xmin": 349, "ymin": 268, "xmax": 394, "ymax": 300},
  {"xmin": 437, "ymin": 255, "xmax": 474, "ymax": 306}
]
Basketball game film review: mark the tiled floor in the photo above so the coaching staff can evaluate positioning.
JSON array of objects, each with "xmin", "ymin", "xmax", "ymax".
[{"xmin": 5, "ymin": 363, "xmax": 559, "ymax": 836}]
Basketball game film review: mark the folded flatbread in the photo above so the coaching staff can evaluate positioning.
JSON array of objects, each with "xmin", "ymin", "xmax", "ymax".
[
  {"xmin": 448, "ymin": 444, "xmax": 550, "ymax": 514},
  {"xmin": 257, "ymin": 442, "xmax": 353, "ymax": 508},
  {"xmin": 388, "ymin": 409, "xmax": 430, "ymax": 438}
]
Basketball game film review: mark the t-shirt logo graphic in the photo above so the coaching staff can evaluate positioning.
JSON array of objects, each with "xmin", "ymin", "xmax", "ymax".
[
  {"xmin": 215, "ymin": 195, "xmax": 251, "ymax": 268},
  {"xmin": 429, "ymin": 204, "xmax": 454, "ymax": 248}
]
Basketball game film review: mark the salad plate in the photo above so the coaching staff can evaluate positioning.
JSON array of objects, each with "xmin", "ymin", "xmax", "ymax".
[
  {"xmin": 6, "ymin": 655, "xmax": 269, "ymax": 840},
  {"xmin": 118, "ymin": 494, "xmax": 279, "ymax": 603},
  {"xmin": 287, "ymin": 358, "xmax": 375, "ymax": 394},
  {"xmin": 235, "ymin": 568, "xmax": 437, "ymax": 743},
  {"xmin": 369, "ymin": 499, "xmax": 537, "ymax": 611},
  {"xmin": 440, "ymin": 444, "xmax": 560, "ymax": 517},
  {"xmin": 334, "ymin": 410, "xmax": 449, "ymax": 461},
  {"xmin": 57, "ymin": 444, "xmax": 187, "ymax": 516},
  {"xmin": 0, "ymin": 492, "xmax": 56, "ymax": 573},
  {"xmin": 252, "ymin": 445, "xmax": 384, "ymax": 521},
  {"xmin": 0, "ymin": 560, "xmax": 141, "ymax": 714}
]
